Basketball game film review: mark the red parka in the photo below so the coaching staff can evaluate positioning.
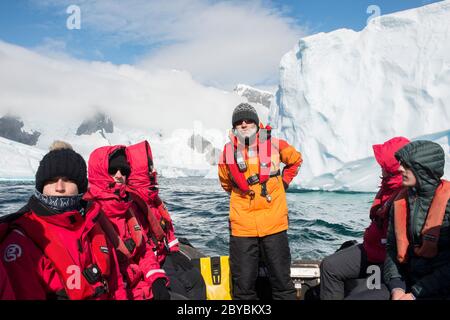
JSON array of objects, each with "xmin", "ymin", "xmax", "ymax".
[
  {"xmin": 0, "ymin": 198, "xmax": 127, "ymax": 300},
  {"xmin": 126, "ymin": 141, "xmax": 180, "ymax": 264},
  {"xmin": 362, "ymin": 136, "xmax": 410, "ymax": 264},
  {"xmin": 85, "ymin": 145, "xmax": 168, "ymax": 300}
]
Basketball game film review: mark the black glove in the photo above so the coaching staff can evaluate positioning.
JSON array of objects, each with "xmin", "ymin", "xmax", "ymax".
[
  {"xmin": 283, "ymin": 180, "xmax": 289, "ymax": 190},
  {"xmin": 169, "ymin": 251, "xmax": 193, "ymax": 271},
  {"xmin": 152, "ymin": 278, "xmax": 170, "ymax": 300}
]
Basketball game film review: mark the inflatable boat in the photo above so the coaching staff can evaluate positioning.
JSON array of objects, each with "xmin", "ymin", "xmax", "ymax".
[{"xmin": 177, "ymin": 238, "xmax": 322, "ymax": 300}]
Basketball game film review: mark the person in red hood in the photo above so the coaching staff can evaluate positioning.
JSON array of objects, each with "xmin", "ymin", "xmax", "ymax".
[
  {"xmin": 319, "ymin": 136, "xmax": 410, "ymax": 300},
  {"xmin": 85, "ymin": 145, "xmax": 171, "ymax": 300},
  {"xmin": 125, "ymin": 140, "xmax": 206, "ymax": 300},
  {"xmin": 0, "ymin": 141, "xmax": 127, "ymax": 300}
]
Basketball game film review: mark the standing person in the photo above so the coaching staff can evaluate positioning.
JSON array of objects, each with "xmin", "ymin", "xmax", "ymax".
[
  {"xmin": 384, "ymin": 140, "xmax": 450, "ymax": 300},
  {"xmin": 85, "ymin": 145, "xmax": 170, "ymax": 300},
  {"xmin": 319, "ymin": 137, "xmax": 410, "ymax": 300},
  {"xmin": 0, "ymin": 141, "xmax": 127, "ymax": 300},
  {"xmin": 126, "ymin": 140, "xmax": 206, "ymax": 300},
  {"xmin": 218, "ymin": 103, "xmax": 302, "ymax": 300}
]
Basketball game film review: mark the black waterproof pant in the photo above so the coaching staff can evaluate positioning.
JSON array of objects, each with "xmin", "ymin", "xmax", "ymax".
[
  {"xmin": 320, "ymin": 243, "xmax": 390, "ymax": 300},
  {"xmin": 162, "ymin": 253, "xmax": 207, "ymax": 300},
  {"xmin": 230, "ymin": 231, "xmax": 296, "ymax": 300}
]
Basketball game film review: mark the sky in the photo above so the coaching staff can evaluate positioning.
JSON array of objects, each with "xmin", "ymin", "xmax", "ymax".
[{"xmin": 0, "ymin": 0, "xmax": 443, "ymax": 89}]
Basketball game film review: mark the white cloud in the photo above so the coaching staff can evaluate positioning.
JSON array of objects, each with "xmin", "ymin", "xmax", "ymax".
[
  {"xmin": 31, "ymin": 0, "xmax": 307, "ymax": 89},
  {"xmin": 0, "ymin": 40, "xmax": 244, "ymax": 135}
]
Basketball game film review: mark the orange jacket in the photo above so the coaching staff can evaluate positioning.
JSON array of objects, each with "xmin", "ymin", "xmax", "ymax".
[{"xmin": 218, "ymin": 132, "xmax": 302, "ymax": 237}]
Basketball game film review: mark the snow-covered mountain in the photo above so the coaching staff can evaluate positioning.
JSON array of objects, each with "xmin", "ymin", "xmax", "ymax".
[
  {"xmin": 0, "ymin": 115, "xmax": 41, "ymax": 146},
  {"xmin": 269, "ymin": 0, "xmax": 450, "ymax": 190},
  {"xmin": 76, "ymin": 112, "xmax": 114, "ymax": 137},
  {"xmin": 234, "ymin": 84, "xmax": 274, "ymax": 109}
]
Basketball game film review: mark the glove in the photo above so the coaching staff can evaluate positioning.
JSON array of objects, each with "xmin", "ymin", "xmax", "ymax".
[
  {"xmin": 283, "ymin": 180, "xmax": 289, "ymax": 190},
  {"xmin": 152, "ymin": 278, "xmax": 170, "ymax": 300},
  {"xmin": 169, "ymin": 251, "xmax": 193, "ymax": 271}
]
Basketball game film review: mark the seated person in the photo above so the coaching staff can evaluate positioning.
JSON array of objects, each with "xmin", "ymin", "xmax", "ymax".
[
  {"xmin": 384, "ymin": 140, "xmax": 450, "ymax": 300},
  {"xmin": 320, "ymin": 137, "xmax": 410, "ymax": 300},
  {"xmin": 125, "ymin": 141, "xmax": 206, "ymax": 300},
  {"xmin": 0, "ymin": 141, "xmax": 126, "ymax": 300},
  {"xmin": 85, "ymin": 145, "xmax": 170, "ymax": 300}
]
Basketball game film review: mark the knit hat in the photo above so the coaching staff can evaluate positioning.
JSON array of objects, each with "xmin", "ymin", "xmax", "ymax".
[
  {"xmin": 35, "ymin": 143, "xmax": 88, "ymax": 193},
  {"xmin": 232, "ymin": 103, "xmax": 259, "ymax": 128},
  {"xmin": 108, "ymin": 148, "xmax": 131, "ymax": 176}
]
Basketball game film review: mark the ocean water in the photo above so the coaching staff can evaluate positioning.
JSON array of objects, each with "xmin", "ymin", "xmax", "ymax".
[{"xmin": 0, "ymin": 178, "xmax": 375, "ymax": 260}]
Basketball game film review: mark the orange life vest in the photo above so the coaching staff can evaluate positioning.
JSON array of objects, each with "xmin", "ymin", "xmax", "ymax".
[{"xmin": 394, "ymin": 180, "xmax": 450, "ymax": 263}]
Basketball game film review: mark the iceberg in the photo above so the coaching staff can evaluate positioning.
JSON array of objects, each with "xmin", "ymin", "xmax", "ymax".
[{"xmin": 270, "ymin": 1, "xmax": 450, "ymax": 191}]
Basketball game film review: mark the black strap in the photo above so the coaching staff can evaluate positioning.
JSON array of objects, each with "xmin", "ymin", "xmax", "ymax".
[
  {"xmin": 246, "ymin": 170, "xmax": 281, "ymax": 186},
  {"xmin": 210, "ymin": 256, "xmax": 222, "ymax": 285},
  {"xmin": 261, "ymin": 182, "xmax": 268, "ymax": 198},
  {"xmin": 269, "ymin": 170, "xmax": 281, "ymax": 177},
  {"xmin": 124, "ymin": 238, "xmax": 136, "ymax": 252}
]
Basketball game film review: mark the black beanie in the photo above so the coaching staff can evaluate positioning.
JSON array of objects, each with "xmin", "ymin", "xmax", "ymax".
[
  {"xmin": 108, "ymin": 148, "xmax": 131, "ymax": 176},
  {"xmin": 232, "ymin": 103, "xmax": 259, "ymax": 128},
  {"xmin": 35, "ymin": 148, "xmax": 88, "ymax": 193}
]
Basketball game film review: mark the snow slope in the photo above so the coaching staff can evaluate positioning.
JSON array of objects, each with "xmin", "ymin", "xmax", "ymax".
[
  {"xmin": 0, "ymin": 137, "xmax": 45, "ymax": 180},
  {"xmin": 270, "ymin": 1, "xmax": 450, "ymax": 188}
]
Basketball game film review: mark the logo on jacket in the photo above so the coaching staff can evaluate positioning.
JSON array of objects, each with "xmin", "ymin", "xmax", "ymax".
[{"xmin": 4, "ymin": 244, "xmax": 22, "ymax": 262}]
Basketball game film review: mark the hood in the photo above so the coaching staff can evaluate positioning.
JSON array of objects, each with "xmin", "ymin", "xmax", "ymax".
[
  {"xmin": 126, "ymin": 140, "xmax": 159, "ymax": 202},
  {"xmin": 87, "ymin": 144, "xmax": 128, "ymax": 200},
  {"xmin": 373, "ymin": 136, "xmax": 410, "ymax": 191},
  {"xmin": 395, "ymin": 140, "xmax": 446, "ymax": 194}
]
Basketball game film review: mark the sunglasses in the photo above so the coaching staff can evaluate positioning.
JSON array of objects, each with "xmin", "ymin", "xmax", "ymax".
[
  {"xmin": 108, "ymin": 166, "xmax": 131, "ymax": 177},
  {"xmin": 235, "ymin": 119, "xmax": 255, "ymax": 126}
]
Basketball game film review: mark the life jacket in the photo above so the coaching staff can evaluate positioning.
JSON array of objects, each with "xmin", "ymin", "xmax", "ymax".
[
  {"xmin": 1, "ymin": 197, "xmax": 111, "ymax": 300},
  {"xmin": 394, "ymin": 180, "xmax": 450, "ymax": 263},
  {"xmin": 96, "ymin": 205, "xmax": 144, "ymax": 263},
  {"xmin": 223, "ymin": 125, "xmax": 275, "ymax": 201}
]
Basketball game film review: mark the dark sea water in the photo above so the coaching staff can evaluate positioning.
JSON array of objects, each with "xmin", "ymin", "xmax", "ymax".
[{"xmin": 0, "ymin": 178, "xmax": 375, "ymax": 260}]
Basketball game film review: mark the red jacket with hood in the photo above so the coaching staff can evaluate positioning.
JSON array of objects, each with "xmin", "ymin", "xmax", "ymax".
[
  {"xmin": 126, "ymin": 141, "xmax": 180, "ymax": 264},
  {"xmin": 85, "ymin": 145, "xmax": 168, "ymax": 300},
  {"xmin": 362, "ymin": 137, "xmax": 410, "ymax": 264},
  {"xmin": 0, "ymin": 198, "xmax": 127, "ymax": 300}
]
